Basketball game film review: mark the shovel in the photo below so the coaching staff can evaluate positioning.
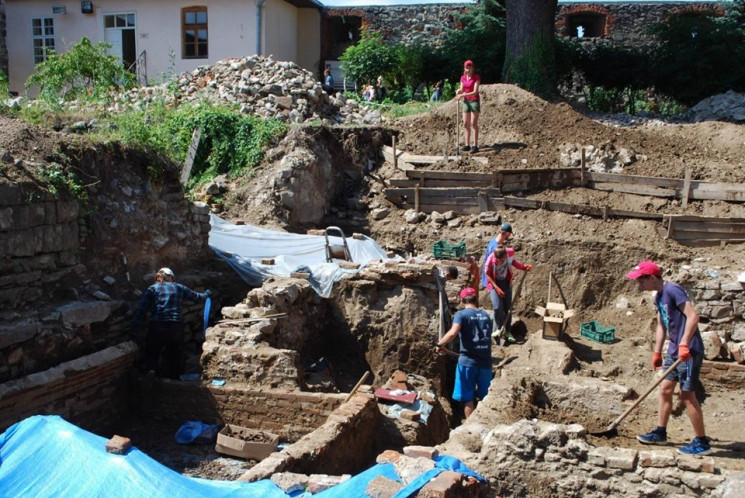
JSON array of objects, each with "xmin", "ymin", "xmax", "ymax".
[{"xmin": 592, "ymin": 358, "xmax": 682, "ymax": 438}]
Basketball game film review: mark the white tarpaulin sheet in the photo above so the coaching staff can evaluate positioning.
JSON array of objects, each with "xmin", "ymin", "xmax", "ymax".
[{"xmin": 209, "ymin": 214, "xmax": 396, "ymax": 297}]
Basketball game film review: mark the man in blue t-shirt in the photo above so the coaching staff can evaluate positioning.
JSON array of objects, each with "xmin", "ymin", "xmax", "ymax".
[
  {"xmin": 436, "ymin": 287, "xmax": 493, "ymax": 418},
  {"xmin": 626, "ymin": 260, "xmax": 710, "ymax": 456}
]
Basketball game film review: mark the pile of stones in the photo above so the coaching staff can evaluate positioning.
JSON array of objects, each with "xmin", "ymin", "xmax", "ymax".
[{"xmin": 110, "ymin": 55, "xmax": 382, "ymax": 125}]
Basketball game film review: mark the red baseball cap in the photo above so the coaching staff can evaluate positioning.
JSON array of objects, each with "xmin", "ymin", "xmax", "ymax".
[
  {"xmin": 625, "ymin": 260, "xmax": 661, "ymax": 280},
  {"xmin": 460, "ymin": 287, "xmax": 477, "ymax": 299},
  {"xmin": 463, "ymin": 60, "xmax": 474, "ymax": 68}
]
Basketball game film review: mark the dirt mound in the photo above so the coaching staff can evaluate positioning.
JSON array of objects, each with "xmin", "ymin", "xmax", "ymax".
[{"xmin": 394, "ymin": 84, "xmax": 745, "ymax": 182}]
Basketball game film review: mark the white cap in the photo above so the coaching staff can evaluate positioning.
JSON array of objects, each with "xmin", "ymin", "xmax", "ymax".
[{"xmin": 159, "ymin": 267, "xmax": 174, "ymax": 277}]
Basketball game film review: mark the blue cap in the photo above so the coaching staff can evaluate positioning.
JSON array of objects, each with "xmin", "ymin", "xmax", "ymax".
[{"xmin": 500, "ymin": 223, "xmax": 513, "ymax": 233}]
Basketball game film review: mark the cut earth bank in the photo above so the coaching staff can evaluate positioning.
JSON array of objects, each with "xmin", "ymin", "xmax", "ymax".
[{"xmin": 1, "ymin": 82, "xmax": 745, "ymax": 496}]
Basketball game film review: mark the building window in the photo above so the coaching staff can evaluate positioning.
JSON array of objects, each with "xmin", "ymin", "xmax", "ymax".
[
  {"xmin": 182, "ymin": 7, "xmax": 208, "ymax": 59},
  {"xmin": 32, "ymin": 18, "xmax": 55, "ymax": 63}
]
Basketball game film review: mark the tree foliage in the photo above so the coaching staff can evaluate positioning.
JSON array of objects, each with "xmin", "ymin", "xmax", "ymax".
[
  {"xmin": 649, "ymin": 11, "xmax": 745, "ymax": 105},
  {"xmin": 339, "ymin": 28, "xmax": 398, "ymax": 87},
  {"xmin": 25, "ymin": 37, "xmax": 136, "ymax": 103}
]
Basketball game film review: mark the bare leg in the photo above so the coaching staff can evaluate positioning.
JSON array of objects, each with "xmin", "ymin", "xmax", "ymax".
[
  {"xmin": 681, "ymin": 390, "xmax": 706, "ymax": 438},
  {"xmin": 472, "ymin": 111, "xmax": 480, "ymax": 147},
  {"xmin": 463, "ymin": 112, "xmax": 472, "ymax": 146},
  {"xmin": 464, "ymin": 400, "xmax": 476, "ymax": 418},
  {"xmin": 657, "ymin": 379, "xmax": 675, "ymax": 428}
]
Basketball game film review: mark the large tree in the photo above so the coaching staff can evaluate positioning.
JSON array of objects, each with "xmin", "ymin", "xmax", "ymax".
[{"xmin": 502, "ymin": 0, "xmax": 558, "ymax": 98}]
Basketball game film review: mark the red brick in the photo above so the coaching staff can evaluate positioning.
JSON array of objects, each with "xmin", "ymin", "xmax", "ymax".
[
  {"xmin": 403, "ymin": 445, "xmax": 439, "ymax": 459},
  {"xmin": 105, "ymin": 435, "xmax": 132, "ymax": 455},
  {"xmin": 418, "ymin": 470, "xmax": 463, "ymax": 498},
  {"xmin": 401, "ymin": 410, "xmax": 421, "ymax": 421}
]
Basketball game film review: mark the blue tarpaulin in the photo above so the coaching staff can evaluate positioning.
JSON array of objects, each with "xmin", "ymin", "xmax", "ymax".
[
  {"xmin": 0, "ymin": 416, "xmax": 486, "ymax": 497},
  {"xmin": 0, "ymin": 416, "xmax": 287, "ymax": 498}
]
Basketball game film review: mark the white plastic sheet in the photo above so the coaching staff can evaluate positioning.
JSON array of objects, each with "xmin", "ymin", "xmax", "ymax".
[{"xmin": 208, "ymin": 215, "xmax": 397, "ymax": 297}]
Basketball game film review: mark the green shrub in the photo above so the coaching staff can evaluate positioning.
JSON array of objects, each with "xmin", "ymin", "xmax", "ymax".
[
  {"xmin": 340, "ymin": 28, "xmax": 398, "ymax": 88},
  {"xmin": 25, "ymin": 37, "xmax": 136, "ymax": 104}
]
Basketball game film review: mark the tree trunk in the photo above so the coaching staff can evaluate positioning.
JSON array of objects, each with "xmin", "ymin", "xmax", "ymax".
[{"xmin": 503, "ymin": 0, "xmax": 558, "ymax": 98}]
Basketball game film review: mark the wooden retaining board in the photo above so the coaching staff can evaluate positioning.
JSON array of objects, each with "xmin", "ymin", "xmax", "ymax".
[
  {"xmin": 666, "ymin": 215, "xmax": 745, "ymax": 244},
  {"xmin": 384, "ymin": 187, "xmax": 503, "ymax": 214}
]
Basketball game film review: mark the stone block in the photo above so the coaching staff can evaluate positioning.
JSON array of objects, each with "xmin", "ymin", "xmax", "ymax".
[
  {"xmin": 639, "ymin": 450, "xmax": 676, "ymax": 468},
  {"xmin": 366, "ymin": 475, "xmax": 404, "ymax": 498},
  {"xmin": 418, "ymin": 470, "xmax": 463, "ymax": 498},
  {"xmin": 403, "ymin": 445, "xmax": 438, "ymax": 459},
  {"xmin": 307, "ymin": 474, "xmax": 349, "ymax": 493},
  {"xmin": 676, "ymin": 454, "xmax": 716, "ymax": 473},
  {"xmin": 728, "ymin": 342, "xmax": 744, "ymax": 364},
  {"xmin": 394, "ymin": 455, "xmax": 436, "ymax": 484},
  {"xmin": 590, "ymin": 446, "xmax": 638, "ymax": 470},
  {"xmin": 105, "ymin": 435, "xmax": 132, "ymax": 454},
  {"xmin": 270, "ymin": 472, "xmax": 308, "ymax": 494}
]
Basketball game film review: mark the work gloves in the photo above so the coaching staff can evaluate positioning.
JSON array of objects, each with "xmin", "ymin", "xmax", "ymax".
[
  {"xmin": 524, "ymin": 264, "xmax": 533, "ymax": 271},
  {"xmin": 204, "ymin": 289, "xmax": 212, "ymax": 298},
  {"xmin": 652, "ymin": 352, "xmax": 662, "ymax": 370},
  {"xmin": 496, "ymin": 286, "xmax": 505, "ymax": 298},
  {"xmin": 678, "ymin": 343, "xmax": 691, "ymax": 361}
]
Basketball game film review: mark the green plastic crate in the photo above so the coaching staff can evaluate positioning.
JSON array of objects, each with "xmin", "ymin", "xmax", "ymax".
[
  {"xmin": 580, "ymin": 321, "xmax": 616, "ymax": 343},
  {"xmin": 432, "ymin": 240, "xmax": 466, "ymax": 259}
]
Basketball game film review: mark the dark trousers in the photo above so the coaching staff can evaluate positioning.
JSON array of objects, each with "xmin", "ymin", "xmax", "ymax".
[{"xmin": 146, "ymin": 321, "xmax": 185, "ymax": 379}]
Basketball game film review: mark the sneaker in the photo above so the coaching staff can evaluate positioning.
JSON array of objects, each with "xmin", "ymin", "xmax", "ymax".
[
  {"xmin": 461, "ymin": 145, "xmax": 471, "ymax": 152},
  {"xmin": 678, "ymin": 437, "xmax": 712, "ymax": 456},
  {"xmin": 637, "ymin": 427, "xmax": 667, "ymax": 445},
  {"xmin": 471, "ymin": 146, "xmax": 479, "ymax": 153}
]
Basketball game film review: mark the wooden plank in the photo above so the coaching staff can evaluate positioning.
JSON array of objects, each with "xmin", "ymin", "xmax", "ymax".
[
  {"xmin": 404, "ymin": 170, "xmax": 493, "ymax": 182},
  {"xmin": 586, "ymin": 172, "xmax": 682, "ymax": 189},
  {"xmin": 389, "ymin": 179, "xmax": 490, "ymax": 188},
  {"xmin": 382, "ymin": 145, "xmax": 415, "ymax": 172},
  {"xmin": 673, "ymin": 238, "xmax": 745, "ymax": 247},
  {"xmin": 672, "ymin": 222, "xmax": 745, "ymax": 235},
  {"xmin": 180, "ymin": 126, "xmax": 202, "ymax": 186},
  {"xmin": 590, "ymin": 182, "xmax": 677, "ymax": 198},
  {"xmin": 477, "ymin": 191, "xmax": 488, "ymax": 212},
  {"xmin": 384, "ymin": 187, "xmax": 501, "ymax": 197},
  {"xmin": 665, "ymin": 215, "xmax": 745, "ymax": 223},
  {"xmin": 671, "ymin": 231, "xmax": 745, "ymax": 241}
]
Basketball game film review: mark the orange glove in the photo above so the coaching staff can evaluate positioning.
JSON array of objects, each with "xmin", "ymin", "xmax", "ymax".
[
  {"xmin": 496, "ymin": 286, "xmax": 505, "ymax": 298},
  {"xmin": 652, "ymin": 352, "xmax": 662, "ymax": 370},
  {"xmin": 678, "ymin": 343, "xmax": 691, "ymax": 361},
  {"xmin": 525, "ymin": 264, "xmax": 533, "ymax": 271}
]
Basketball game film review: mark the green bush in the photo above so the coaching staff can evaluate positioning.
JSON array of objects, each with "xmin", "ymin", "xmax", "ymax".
[
  {"xmin": 107, "ymin": 101, "xmax": 287, "ymax": 189},
  {"xmin": 25, "ymin": 37, "xmax": 136, "ymax": 104},
  {"xmin": 649, "ymin": 11, "xmax": 745, "ymax": 105},
  {"xmin": 340, "ymin": 28, "xmax": 398, "ymax": 88}
]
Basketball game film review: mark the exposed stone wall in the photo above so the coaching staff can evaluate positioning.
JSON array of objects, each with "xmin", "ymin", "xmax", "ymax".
[
  {"xmin": 556, "ymin": 2, "xmax": 727, "ymax": 46},
  {"xmin": 0, "ymin": 342, "xmax": 137, "ymax": 433},
  {"xmin": 0, "ymin": 143, "xmax": 215, "ymax": 383},
  {"xmin": 138, "ymin": 381, "xmax": 345, "ymax": 442},
  {"xmin": 322, "ymin": 5, "xmax": 465, "ymax": 50}
]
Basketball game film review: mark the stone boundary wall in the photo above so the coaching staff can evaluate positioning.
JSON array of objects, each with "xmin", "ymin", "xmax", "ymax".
[
  {"xmin": 140, "ymin": 381, "xmax": 345, "ymax": 442},
  {"xmin": 240, "ymin": 392, "xmax": 381, "ymax": 481},
  {"xmin": 0, "ymin": 341, "xmax": 137, "ymax": 433},
  {"xmin": 556, "ymin": 2, "xmax": 727, "ymax": 46}
]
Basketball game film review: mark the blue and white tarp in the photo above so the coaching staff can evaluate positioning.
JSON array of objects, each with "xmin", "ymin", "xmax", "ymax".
[
  {"xmin": 208, "ymin": 215, "xmax": 397, "ymax": 297},
  {"xmin": 0, "ymin": 416, "xmax": 487, "ymax": 498}
]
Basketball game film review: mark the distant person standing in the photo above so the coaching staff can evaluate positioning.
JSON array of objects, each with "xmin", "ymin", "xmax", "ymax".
[
  {"xmin": 376, "ymin": 75, "xmax": 388, "ymax": 102},
  {"xmin": 431, "ymin": 80, "xmax": 443, "ymax": 102},
  {"xmin": 436, "ymin": 287, "xmax": 493, "ymax": 418},
  {"xmin": 627, "ymin": 260, "xmax": 711, "ymax": 455},
  {"xmin": 455, "ymin": 60, "xmax": 481, "ymax": 153},
  {"xmin": 322, "ymin": 67, "xmax": 335, "ymax": 95},
  {"xmin": 133, "ymin": 267, "xmax": 211, "ymax": 379}
]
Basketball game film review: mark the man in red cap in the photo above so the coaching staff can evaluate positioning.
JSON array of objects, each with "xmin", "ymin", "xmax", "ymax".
[
  {"xmin": 436, "ymin": 287, "xmax": 493, "ymax": 418},
  {"xmin": 626, "ymin": 260, "xmax": 710, "ymax": 455},
  {"xmin": 455, "ymin": 60, "xmax": 481, "ymax": 153}
]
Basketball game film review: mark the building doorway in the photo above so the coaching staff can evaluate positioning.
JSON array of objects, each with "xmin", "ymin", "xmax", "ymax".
[{"xmin": 104, "ymin": 13, "xmax": 137, "ymax": 70}]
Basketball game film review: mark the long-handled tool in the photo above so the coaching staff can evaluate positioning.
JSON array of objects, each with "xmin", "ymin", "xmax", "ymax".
[
  {"xmin": 455, "ymin": 100, "xmax": 461, "ymax": 156},
  {"xmin": 592, "ymin": 358, "xmax": 682, "ymax": 438}
]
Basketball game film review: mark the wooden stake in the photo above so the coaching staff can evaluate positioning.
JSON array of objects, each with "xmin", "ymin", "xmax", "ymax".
[
  {"xmin": 580, "ymin": 148, "xmax": 586, "ymax": 187},
  {"xmin": 548, "ymin": 272, "xmax": 552, "ymax": 303},
  {"xmin": 550, "ymin": 273, "xmax": 569, "ymax": 308},
  {"xmin": 345, "ymin": 371, "xmax": 371, "ymax": 402},
  {"xmin": 392, "ymin": 136, "xmax": 398, "ymax": 170},
  {"xmin": 682, "ymin": 167, "xmax": 692, "ymax": 209}
]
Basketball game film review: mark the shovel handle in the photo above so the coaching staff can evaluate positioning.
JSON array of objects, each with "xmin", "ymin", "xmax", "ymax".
[{"xmin": 606, "ymin": 358, "xmax": 682, "ymax": 431}]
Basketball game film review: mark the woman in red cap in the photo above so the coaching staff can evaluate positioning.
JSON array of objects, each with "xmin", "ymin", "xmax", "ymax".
[{"xmin": 456, "ymin": 60, "xmax": 481, "ymax": 153}]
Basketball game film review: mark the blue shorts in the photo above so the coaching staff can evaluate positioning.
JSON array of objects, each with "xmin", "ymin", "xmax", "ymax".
[
  {"xmin": 453, "ymin": 364, "xmax": 492, "ymax": 402},
  {"xmin": 664, "ymin": 353, "xmax": 703, "ymax": 392}
]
